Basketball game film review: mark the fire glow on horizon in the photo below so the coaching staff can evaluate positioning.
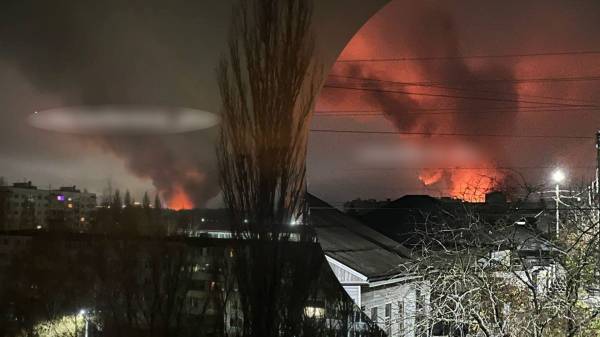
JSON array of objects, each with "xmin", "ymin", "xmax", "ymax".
[
  {"xmin": 313, "ymin": 0, "xmax": 591, "ymax": 202},
  {"xmin": 167, "ymin": 186, "xmax": 194, "ymax": 210},
  {"xmin": 418, "ymin": 167, "xmax": 502, "ymax": 202}
]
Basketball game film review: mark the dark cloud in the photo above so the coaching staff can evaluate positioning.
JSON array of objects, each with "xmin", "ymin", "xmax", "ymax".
[
  {"xmin": 327, "ymin": 4, "xmax": 519, "ymax": 198},
  {"xmin": 312, "ymin": 0, "xmax": 600, "ymax": 202},
  {"xmin": 0, "ymin": 0, "xmax": 230, "ymax": 206},
  {"xmin": 0, "ymin": 0, "xmax": 389, "ymax": 207}
]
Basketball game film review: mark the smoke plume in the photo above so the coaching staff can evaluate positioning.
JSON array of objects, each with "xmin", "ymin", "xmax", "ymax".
[
  {"xmin": 0, "ymin": 0, "xmax": 224, "ymax": 207},
  {"xmin": 320, "ymin": 2, "xmax": 536, "ymax": 200}
]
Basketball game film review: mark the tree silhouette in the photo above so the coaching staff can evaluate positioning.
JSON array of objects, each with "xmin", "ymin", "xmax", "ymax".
[
  {"xmin": 217, "ymin": 0, "xmax": 320, "ymax": 237},
  {"xmin": 216, "ymin": 0, "xmax": 332, "ymax": 336},
  {"xmin": 143, "ymin": 192, "xmax": 151, "ymax": 209}
]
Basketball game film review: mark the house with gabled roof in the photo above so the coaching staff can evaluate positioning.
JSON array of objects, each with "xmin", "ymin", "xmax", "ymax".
[{"xmin": 308, "ymin": 193, "xmax": 429, "ymax": 337}]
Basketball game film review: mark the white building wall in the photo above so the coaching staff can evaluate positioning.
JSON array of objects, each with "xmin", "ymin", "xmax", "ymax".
[
  {"xmin": 325, "ymin": 255, "xmax": 430, "ymax": 337},
  {"xmin": 362, "ymin": 283, "xmax": 419, "ymax": 337},
  {"xmin": 343, "ymin": 285, "xmax": 362, "ymax": 307}
]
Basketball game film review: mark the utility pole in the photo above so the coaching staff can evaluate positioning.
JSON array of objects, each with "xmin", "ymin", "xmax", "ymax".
[
  {"xmin": 552, "ymin": 169, "xmax": 566, "ymax": 235},
  {"xmin": 556, "ymin": 183, "xmax": 560, "ymax": 234},
  {"xmin": 596, "ymin": 131, "xmax": 600, "ymax": 218},
  {"xmin": 595, "ymin": 131, "xmax": 600, "ymax": 284}
]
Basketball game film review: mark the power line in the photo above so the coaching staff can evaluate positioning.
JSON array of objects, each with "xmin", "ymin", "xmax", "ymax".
[
  {"xmin": 316, "ymin": 105, "xmax": 582, "ymax": 113},
  {"xmin": 310, "ymin": 206, "xmax": 600, "ymax": 211},
  {"xmin": 327, "ymin": 74, "xmax": 600, "ymax": 106},
  {"xmin": 309, "ymin": 128, "xmax": 594, "ymax": 140},
  {"xmin": 335, "ymin": 50, "xmax": 600, "ymax": 63},
  {"xmin": 323, "ymin": 84, "xmax": 599, "ymax": 108},
  {"xmin": 313, "ymin": 107, "xmax": 600, "ymax": 117},
  {"xmin": 315, "ymin": 105, "xmax": 600, "ymax": 113},
  {"xmin": 343, "ymin": 166, "xmax": 595, "ymax": 171},
  {"xmin": 329, "ymin": 75, "xmax": 600, "ymax": 86}
]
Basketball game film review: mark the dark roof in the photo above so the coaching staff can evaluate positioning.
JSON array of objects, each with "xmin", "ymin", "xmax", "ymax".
[
  {"xmin": 308, "ymin": 193, "xmax": 411, "ymax": 280},
  {"xmin": 360, "ymin": 193, "xmax": 550, "ymax": 249},
  {"xmin": 359, "ymin": 195, "xmax": 450, "ymax": 245}
]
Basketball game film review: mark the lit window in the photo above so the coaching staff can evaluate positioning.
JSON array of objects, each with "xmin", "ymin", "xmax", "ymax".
[{"xmin": 304, "ymin": 306, "xmax": 325, "ymax": 318}]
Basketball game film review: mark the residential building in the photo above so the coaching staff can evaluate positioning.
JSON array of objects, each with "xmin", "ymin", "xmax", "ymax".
[
  {"xmin": 0, "ymin": 230, "xmax": 378, "ymax": 336},
  {"xmin": 0, "ymin": 181, "xmax": 97, "ymax": 231},
  {"xmin": 308, "ymin": 194, "xmax": 429, "ymax": 337}
]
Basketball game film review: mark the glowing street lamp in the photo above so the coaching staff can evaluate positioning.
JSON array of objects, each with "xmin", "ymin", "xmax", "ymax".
[
  {"xmin": 552, "ymin": 169, "xmax": 566, "ymax": 184},
  {"xmin": 552, "ymin": 168, "xmax": 566, "ymax": 234},
  {"xmin": 79, "ymin": 309, "xmax": 89, "ymax": 337}
]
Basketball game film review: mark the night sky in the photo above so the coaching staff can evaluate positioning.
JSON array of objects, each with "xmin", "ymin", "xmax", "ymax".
[
  {"xmin": 310, "ymin": 0, "xmax": 600, "ymax": 204},
  {"xmin": 1, "ymin": 0, "xmax": 599, "ymax": 208}
]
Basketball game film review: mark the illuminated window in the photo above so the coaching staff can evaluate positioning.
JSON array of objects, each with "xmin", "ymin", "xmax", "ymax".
[
  {"xmin": 67, "ymin": 203, "xmax": 73, "ymax": 209},
  {"xmin": 304, "ymin": 306, "xmax": 325, "ymax": 318}
]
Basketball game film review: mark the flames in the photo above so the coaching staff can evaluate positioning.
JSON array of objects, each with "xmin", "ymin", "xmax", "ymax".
[
  {"xmin": 315, "ymin": 1, "xmax": 525, "ymax": 204},
  {"xmin": 418, "ymin": 169, "xmax": 444, "ymax": 186},
  {"xmin": 167, "ymin": 185, "xmax": 194, "ymax": 210},
  {"xmin": 418, "ymin": 166, "xmax": 503, "ymax": 202},
  {"xmin": 164, "ymin": 170, "xmax": 209, "ymax": 210}
]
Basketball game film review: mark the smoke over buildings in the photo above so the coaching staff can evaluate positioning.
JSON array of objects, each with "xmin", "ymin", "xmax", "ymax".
[
  {"xmin": 315, "ymin": 0, "xmax": 600, "ymax": 201},
  {"xmin": 1, "ymin": 0, "xmax": 600, "ymax": 205},
  {"xmin": 0, "ymin": 0, "xmax": 228, "ymax": 207}
]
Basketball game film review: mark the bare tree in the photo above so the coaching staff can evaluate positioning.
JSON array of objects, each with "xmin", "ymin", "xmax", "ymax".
[
  {"xmin": 216, "ymin": 0, "xmax": 325, "ymax": 336},
  {"xmin": 217, "ymin": 0, "xmax": 320, "ymax": 238},
  {"xmin": 403, "ymin": 179, "xmax": 600, "ymax": 337}
]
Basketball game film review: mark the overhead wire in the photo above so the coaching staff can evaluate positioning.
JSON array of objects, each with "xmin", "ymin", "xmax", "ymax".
[
  {"xmin": 326, "ymin": 74, "xmax": 600, "ymax": 106},
  {"xmin": 322, "ymin": 84, "xmax": 600, "ymax": 108},
  {"xmin": 335, "ymin": 50, "xmax": 600, "ymax": 62},
  {"xmin": 313, "ymin": 107, "xmax": 600, "ymax": 117},
  {"xmin": 327, "ymin": 75, "xmax": 600, "ymax": 86},
  {"xmin": 309, "ymin": 128, "xmax": 594, "ymax": 140}
]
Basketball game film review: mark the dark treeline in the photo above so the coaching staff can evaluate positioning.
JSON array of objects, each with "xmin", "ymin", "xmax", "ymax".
[{"xmin": 92, "ymin": 190, "xmax": 166, "ymax": 236}]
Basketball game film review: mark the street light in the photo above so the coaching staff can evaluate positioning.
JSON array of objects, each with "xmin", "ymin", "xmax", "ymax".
[
  {"xmin": 79, "ymin": 309, "xmax": 89, "ymax": 337},
  {"xmin": 552, "ymin": 169, "xmax": 566, "ymax": 235},
  {"xmin": 552, "ymin": 169, "xmax": 566, "ymax": 184}
]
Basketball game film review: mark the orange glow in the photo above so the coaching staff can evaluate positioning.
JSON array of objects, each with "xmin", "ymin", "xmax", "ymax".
[
  {"xmin": 418, "ymin": 166, "xmax": 502, "ymax": 202},
  {"xmin": 418, "ymin": 169, "xmax": 444, "ymax": 186},
  {"xmin": 168, "ymin": 186, "xmax": 194, "ymax": 210},
  {"xmin": 447, "ymin": 168, "xmax": 501, "ymax": 202}
]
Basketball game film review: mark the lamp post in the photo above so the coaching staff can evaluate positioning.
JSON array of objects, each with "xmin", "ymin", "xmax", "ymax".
[
  {"xmin": 551, "ymin": 169, "xmax": 566, "ymax": 235},
  {"xmin": 79, "ymin": 309, "xmax": 89, "ymax": 337}
]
